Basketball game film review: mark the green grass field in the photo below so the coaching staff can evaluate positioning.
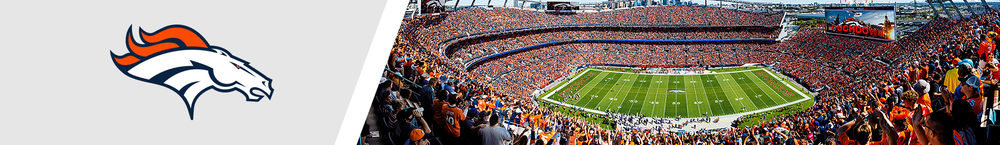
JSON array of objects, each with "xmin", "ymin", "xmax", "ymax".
[
  {"xmin": 737, "ymin": 99, "xmax": 815, "ymax": 128},
  {"xmin": 542, "ymin": 67, "xmax": 810, "ymax": 118}
]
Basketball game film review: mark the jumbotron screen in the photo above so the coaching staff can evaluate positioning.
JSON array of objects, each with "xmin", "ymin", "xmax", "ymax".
[
  {"xmin": 824, "ymin": 6, "xmax": 896, "ymax": 41},
  {"xmin": 547, "ymin": 1, "xmax": 580, "ymax": 11},
  {"xmin": 421, "ymin": 0, "xmax": 444, "ymax": 14}
]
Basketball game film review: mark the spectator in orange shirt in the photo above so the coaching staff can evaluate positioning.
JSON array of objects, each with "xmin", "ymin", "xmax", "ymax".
[
  {"xmin": 438, "ymin": 94, "xmax": 466, "ymax": 144},
  {"xmin": 978, "ymin": 34, "xmax": 994, "ymax": 57},
  {"xmin": 901, "ymin": 90, "xmax": 932, "ymax": 121},
  {"xmin": 432, "ymin": 90, "xmax": 450, "ymax": 132}
]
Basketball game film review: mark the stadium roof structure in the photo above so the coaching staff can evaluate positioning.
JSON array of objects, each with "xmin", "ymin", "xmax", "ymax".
[
  {"xmin": 712, "ymin": 0, "xmax": 782, "ymax": 6},
  {"xmin": 514, "ymin": 0, "xmax": 625, "ymax": 6}
]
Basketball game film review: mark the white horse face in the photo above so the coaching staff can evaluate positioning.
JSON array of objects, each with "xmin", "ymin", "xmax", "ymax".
[
  {"xmin": 204, "ymin": 47, "xmax": 273, "ymax": 101},
  {"xmin": 113, "ymin": 24, "xmax": 276, "ymax": 119}
]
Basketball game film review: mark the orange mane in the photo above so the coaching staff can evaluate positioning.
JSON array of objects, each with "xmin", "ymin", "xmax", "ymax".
[{"xmin": 114, "ymin": 25, "xmax": 210, "ymax": 65}]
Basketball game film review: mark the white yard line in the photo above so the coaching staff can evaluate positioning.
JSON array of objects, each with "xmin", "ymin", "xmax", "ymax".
[
  {"xmin": 709, "ymin": 76, "xmax": 728, "ymax": 115},
  {"xmin": 542, "ymin": 69, "xmax": 593, "ymax": 100},
  {"xmin": 594, "ymin": 73, "xmax": 630, "ymax": 112},
  {"xmin": 718, "ymin": 74, "xmax": 745, "ymax": 109},
  {"xmin": 576, "ymin": 72, "xmax": 611, "ymax": 106},
  {"xmin": 627, "ymin": 75, "xmax": 649, "ymax": 113},
  {"xmin": 688, "ymin": 76, "xmax": 702, "ymax": 117},
  {"xmin": 747, "ymin": 71, "xmax": 790, "ymax": 103},
  {"xmin": 663, "ymin": 76, "xmax": 674, "ymax": 117},
  {"xmin": 740, "ymin": 72, "xmax": 781, "ymax": 106},
  {"xmin": 762, "ymin": 69, "xmax": 810, "ymax": 100},
  {"xmin": 713, "ymin": 75, "xmax": 742, "ymax": 114},
  {"xmin": 699, "ymin": 76, "xmax": 716, "ymax": 116},
  {"xmin": 646, "ymin": 76, "xmax": 662, "ymax": 116},
  {"xmin": 611, "ymin": 74, "xmax": 639, "ymax": 112},
  {"xmin": 641, "ymin": 76, "xmax": 656, "ymax": 115},
  {"xmin": 670, "ymin": 76, "xmax": 680, "ymax": 117},
  {"xmin": 742, "ymin": 72, "xmax": 781, "ymax": 108},
  {"xmin": 725, "ymin": 73, "xmax": 760, "ymax": 110},
  {"xmin": 590, "ymin": 68, "xmax": 763, "ymax": 76}
]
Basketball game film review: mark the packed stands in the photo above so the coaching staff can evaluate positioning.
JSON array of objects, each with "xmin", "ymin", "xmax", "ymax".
[
  {"xmin": 364, "ymin": 4, "xmax": 1000, "ymax": 145},
  {"xmin": 446, "ymin": 26, "xmax": 779, "ymax": 63}
]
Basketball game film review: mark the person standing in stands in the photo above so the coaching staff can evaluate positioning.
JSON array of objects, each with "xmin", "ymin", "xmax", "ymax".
[
  {"xmin": 439, "ymin": 94, "xmax": 466, "ymax": 144},
  {"xmin": 479, "ymin": 113, "xmax": 511, "ymax": 145},
  {"xmin": 397, "ymin": 108, "xmax": 431, "ymax": 145},
  {"xmin": 432, "ymin": 90, "xmax": 450, "ymax": 134},
  {"xmin": 460, "ymin": 100, "xmax": 480, "ymax": 145},
  {"xmin": 957, "ymin": 67, "xmax": 985, "ymax": 120},
  {"xmin": 911, "ymin": 107, "xmax": 978, "ymax": 145},
  {"xmin": 902, "ymin": 90, "xmax": 932, "ymax": 125},
  {"xmin": 420, "ymin": 77, "xmax": 439, "ymax": 127}
]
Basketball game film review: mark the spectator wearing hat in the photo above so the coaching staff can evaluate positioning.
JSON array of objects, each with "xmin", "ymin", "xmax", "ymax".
[
  {"xmin": 887, "ymin": 105, "xmax": 918, "ymax": 145},
  {"xmin": 397, "ymin": 108, "xmax": 431, "ymax": 145},
  {"xmin": 959, "ymin": 75, "xmax": 985, "ymax": 120},
  {"xmin": 953, "ymin": 63, "xmax": 975, "ymax": 100},
  {"xmin": 408, "ymin": 129, "xmax": 429, "ymax": 145},
  {"xmin": 459, "ymin": 100, "xmax": 480, "ymax": 145},
  {"xmin": 913, "ymin": 79, "xmax": 934, "ymax": 107}
]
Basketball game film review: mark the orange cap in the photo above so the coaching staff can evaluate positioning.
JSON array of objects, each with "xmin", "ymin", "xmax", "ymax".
[
  {"xmin": 410, "ymin": 129, "xmax": 424, "ymax": 141},
  {"xmin": 891, "ymin": 106, "xmax": 911, "ymax": 121}
]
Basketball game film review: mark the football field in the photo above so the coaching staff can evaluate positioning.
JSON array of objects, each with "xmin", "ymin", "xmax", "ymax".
[{"xmin": 542, "ymin": 67, "xmax": 809, "ymax": 118}]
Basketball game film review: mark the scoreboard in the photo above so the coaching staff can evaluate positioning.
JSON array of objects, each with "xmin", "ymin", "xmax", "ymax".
[{"xmin": 823, "ymin": 6, "xmax": 896, "ymax": 41}]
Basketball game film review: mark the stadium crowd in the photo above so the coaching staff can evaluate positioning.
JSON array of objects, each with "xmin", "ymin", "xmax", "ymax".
[
  {"xmin": 363, "ymin": 5, "xmax": 1000, "ymax": 145},
  {"xmin": 472, "ymin": 42, "xmax": 787, "ymax": 97},
  {"xmin": 414, "ymin": 6, "xmax": 783, "ymax": 40},
  {"xmin": 396, "ymin": 6, "xmax": 782, "ymax": 66},
  {"xmin": 447, "ymin": 27, "xmax": 779, "ymax": 62}
]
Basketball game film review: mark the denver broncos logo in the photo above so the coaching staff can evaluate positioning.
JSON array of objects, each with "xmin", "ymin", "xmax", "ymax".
[{"xmin": 111, "ymin": 25, "xmax": 273, "ymax": 120}]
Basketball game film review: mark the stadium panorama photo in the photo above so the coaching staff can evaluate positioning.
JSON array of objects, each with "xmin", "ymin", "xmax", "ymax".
[{"xmin": 362, "ymin": 0, "xmax": 1000, "ymax": 145}]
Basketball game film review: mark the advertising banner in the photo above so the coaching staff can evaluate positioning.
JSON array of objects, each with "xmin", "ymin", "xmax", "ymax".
[{"xmin": 824, "ymin": 6, "xmax": 896, "ymax": 41}]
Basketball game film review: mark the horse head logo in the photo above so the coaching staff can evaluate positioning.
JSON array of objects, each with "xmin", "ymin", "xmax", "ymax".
[
  {"xmin": 111, "ymin": 25, "xmax": 273, "ymax": 120},
  {"xmin": 553, "ymin": 3, "xmax": 575, "ymax": 10}
]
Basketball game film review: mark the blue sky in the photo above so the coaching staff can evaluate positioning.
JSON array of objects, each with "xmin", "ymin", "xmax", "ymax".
[{"xmin": 444, "ymin": 0, "xmax": 999, "ymax": 6}]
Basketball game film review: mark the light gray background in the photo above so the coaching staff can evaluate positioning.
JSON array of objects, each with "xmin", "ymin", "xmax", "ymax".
[{"xmin": 0, "ymin": 0, "xmax": 402, "ymax": 144}]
